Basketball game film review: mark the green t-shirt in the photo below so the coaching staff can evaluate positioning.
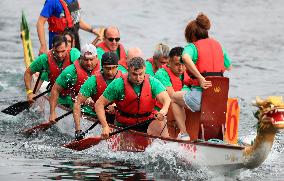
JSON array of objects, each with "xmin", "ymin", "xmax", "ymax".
[
  {"xmin": 103, "ymin": 76, "xmax": 166, "ymax": 102},
  {"xmin": 78, "ymin": 74, "xmax": 116, "ymax": 116},
  {"xmin": 154, "ymin": 67, "xmax": 190, "ymax": 91},
  {"xmin": 55, "ymin": 62, "xmax": 95, "ymax": 115},
  {"xmin": 29, "ymin": 48, "xmax": 80, "ymax": 81},
  {"xmin": 145, "ymin": 61, "xmax": 155, "ymax": 76},
  {"xmin": 117, "ymin": 65, "xmax": 128, "ymax": 74},
  {"xmin": 79, "ymin": 73, "xmax": 114, "ymax": 97}
]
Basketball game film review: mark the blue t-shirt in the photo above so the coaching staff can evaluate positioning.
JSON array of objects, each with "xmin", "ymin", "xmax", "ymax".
[{"xmin": 40, "ymin": 0, "xmax": 78, "ymax": 49}]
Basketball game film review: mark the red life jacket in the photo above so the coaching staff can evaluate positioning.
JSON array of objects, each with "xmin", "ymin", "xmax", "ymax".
[
  {"xmin": 155, "ymin": 65, "xmax": 192, "ymax": 109},
  {"xmin": 147, "ymin": 58, "xmax": 157, "ymax": 73},
  {"xmin": 115, "ymin": 74, "xmax": 157, "ymax": 125},
  {"xmin": 118, "ymin": 59, "xmax": 127, "ymax": 70},
  {"xmin": 162, "ymin": 65, "xmax": 191, "ymax": 91},
  {"xmin": 48, "ymin": 49, "xmax": 72, "ymax": 85},
  {"xmin": 91, "ymin": 70, "xmax": 122, "ymax": 102},
  {"xmin": 47, "ymin": 0, "xmax": 80, "ymax": 33},
  {"xmin": 72, "ymin": 60, "xmax": 99, "ymax": 99},
  {"xmin": 96, "ymin": 42, "xmax": 127, "ymax": 62},
  {"xmin": 190, "ymin": 38, "xmax": 225, "ymax": 86}
]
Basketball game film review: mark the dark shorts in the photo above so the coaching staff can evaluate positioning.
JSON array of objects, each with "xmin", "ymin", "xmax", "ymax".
[{"xmin": 115, "ymin": 121, "xmax": 151, "ymax": 133}]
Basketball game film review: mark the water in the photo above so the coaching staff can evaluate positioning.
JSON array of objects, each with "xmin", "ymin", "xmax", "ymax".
[{"xmin": 0, "ymin": 0, "xmax": 284, "ymax": 180}]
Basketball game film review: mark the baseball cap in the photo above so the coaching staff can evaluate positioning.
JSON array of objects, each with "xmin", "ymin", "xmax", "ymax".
[
  {"xmin": 81, "ymin": 44, "xmax": 97, "ymax": 59},
  {"xmin": 101, "ymin": 52, "xmax": 119, "ymax": 65}
]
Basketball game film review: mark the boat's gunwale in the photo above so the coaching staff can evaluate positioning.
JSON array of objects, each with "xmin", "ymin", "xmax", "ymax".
[{"xmin": 42, "ymin": 95, "xmax": 245, "ymax": 150}]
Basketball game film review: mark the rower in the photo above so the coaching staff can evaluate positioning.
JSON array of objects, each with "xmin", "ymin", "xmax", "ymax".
[
  {"xmin": 39, "ymin": 30, "xmax": 80, "ymax": 87},
  {"xmin": 49, "ymin": 43, "xmax": 100, "ymax": 123},
  {"xmin": 146, "ymin": 43, "xmax": 170, "ymax": 76},
  {"xmin": 96, "ymin": 26, "xmax": 127, "ymax": 64},
  {"xmin": 155, "ymin": 47, "xmax": 191, "ymax": 140},
  {"xmin": 24, "ymin": 35, "xmax": 80, "ymax": 106},
  {"xmin": 73, "ymin": 52, "xmax": 122, "ymax": 140},
  {"xmin": 37, "ymin": 0, "xmax": 102, "ymax": 54},
  {"xmin": 95, "ymin": 57, "xmax": 171, "ymax": 139},
  {"xmin": 171, "ymin": 13, "xmax": 232, "ymax": 140},
  {"xmin": 118, "ymin": 47, "xmax": 143, "ymax": 73}
]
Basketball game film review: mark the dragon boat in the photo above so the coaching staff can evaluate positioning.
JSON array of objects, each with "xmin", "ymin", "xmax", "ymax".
[{"xmin": 19, "ymin": 12, "xmax": 284, "ymax": 172}]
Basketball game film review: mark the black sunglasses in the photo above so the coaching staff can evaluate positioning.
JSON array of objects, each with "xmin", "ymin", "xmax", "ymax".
[{"xmin": 107, "ymin": 37, "xmax": 120, "ymax": 42}]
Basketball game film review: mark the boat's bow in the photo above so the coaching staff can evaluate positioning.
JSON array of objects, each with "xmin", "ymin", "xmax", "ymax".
[{"xmin": 243, "ymin": 96, "xmax": 284, "ymax": 168}]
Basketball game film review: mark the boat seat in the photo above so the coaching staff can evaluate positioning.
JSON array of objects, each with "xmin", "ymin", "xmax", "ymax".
[{"xmin": 199, "ymin": 76, "xmax": 229, "ymax": 140}]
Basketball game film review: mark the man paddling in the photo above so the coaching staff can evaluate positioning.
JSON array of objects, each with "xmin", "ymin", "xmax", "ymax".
[
  {"xmin": 73, "ymin": 52, "xmax": 122, "ymax": 140},
  {"xmin": 37, "ymin": 0, "xmax": 102, "ymax": 54},
  {"xmin": 49, "ymin": 43, "xmax": 99, "ymax": 123},
  {"xmin": 24, "ymin": 35, "xmax": 80, "ymax": 106},
  {"xmin": 155, "ymin": 47, "xmax": 191, "ymax": 140},
  {"xmin": 95, "ymin": 57, "xmax": 171, "ymax": 138}
]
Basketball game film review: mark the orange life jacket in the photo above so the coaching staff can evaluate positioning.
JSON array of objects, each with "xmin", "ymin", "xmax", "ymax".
[
  {"xmin": 115, "ymin": 74, "xmax": 157, "ymax": 125},
  {"xmin": 47, "ymin": 0, "xmax": 80, "ymax": 33},
  {"xmin": 72, "ymin": 60, "xmax": 99, "ymax": 99},
  {"xmin": 96, "ymin": 42, "xmax": 127, "ymax": 62},
  {"xmin": 189, "ymin": 38, "xmax": 225, "ymax": 86}
]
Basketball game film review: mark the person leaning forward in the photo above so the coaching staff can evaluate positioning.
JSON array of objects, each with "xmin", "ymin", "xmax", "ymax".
[
  {"xmin": 73, "ymin": 52, "xmax": 122, "ymax": 140},
  {"xmin": 37, "ymin": 0, "xmax": 102, "ymax": 55},
  {"xmin": 95, "ymin": 57, "xmax": 171, "ymax": 139},
  {"xmin": 24, "ymin": 35, "xmax": 80, "ymax": 106},
  {"xmin": 49, "ymin": 43, "xmax": 100, "ymax": 123}
]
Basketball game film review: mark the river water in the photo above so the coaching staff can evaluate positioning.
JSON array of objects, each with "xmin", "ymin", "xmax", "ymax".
[{"xmin": 0, "ymin": 0, "xmax": 284, "ymax": 180}]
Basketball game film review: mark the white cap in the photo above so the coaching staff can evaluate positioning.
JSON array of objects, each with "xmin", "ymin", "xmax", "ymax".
[{"xmin": 81, "ymin": 44, "xmax": 97, "ymax": 59}]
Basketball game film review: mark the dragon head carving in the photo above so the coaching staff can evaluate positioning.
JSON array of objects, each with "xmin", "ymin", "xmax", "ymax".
[{"xmin": 253, "ymin": 96, "xmax": 284, "ymax": 130}]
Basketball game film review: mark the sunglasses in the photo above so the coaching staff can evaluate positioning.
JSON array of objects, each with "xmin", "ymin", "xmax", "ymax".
[{"xmin": 107, "ymin": 37, "xmax": 120, "ymax": 42}]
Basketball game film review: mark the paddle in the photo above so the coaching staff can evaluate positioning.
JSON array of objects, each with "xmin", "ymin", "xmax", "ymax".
[
  {"xmin": 63, "ymin": 117, "xmax": 155, "ymax": 151},
  {"xmin": 23, "ymin": 110, "xmax": 73, "ymax": 135},
  {"xmin": 1, "ymin": 89, "xmax": 51, "ymax": 116},
  {"xmin": 82, "ymin": 120, "xmax": 100, "ymax": 136}
]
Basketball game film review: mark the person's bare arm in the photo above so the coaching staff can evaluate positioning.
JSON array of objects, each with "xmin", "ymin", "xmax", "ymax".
[
  {"xmin": 166, "ymin": 86, "xmax": 175, "ymax": 98},
  {"xmin": 49, "ymin": 83, "xmax": 63, "ymax": 123},
  {"xmin": 24, "ymin": 67, "xmax": 36, "ymax": 103},
  {"xmin": 94, "ymin": 95, "xmax": 111, "ymax": 139},
  {"xmin": 182, "ymin": 54, "xmax": 212, "ymax": 89},
  {"xmin": 156, "ymin": 91, "xmax": 171, "ymax": 120},
  {"xmin": 36, "ymin": 16, "xmax": 48, "ymax": 55},
  {"xmin": 79, "ymin": 18, "xmax": 99, "ymax": 36},
  {"xmin": 73, "ymin": 93, "xmax": 87, "ymax": 131}
]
